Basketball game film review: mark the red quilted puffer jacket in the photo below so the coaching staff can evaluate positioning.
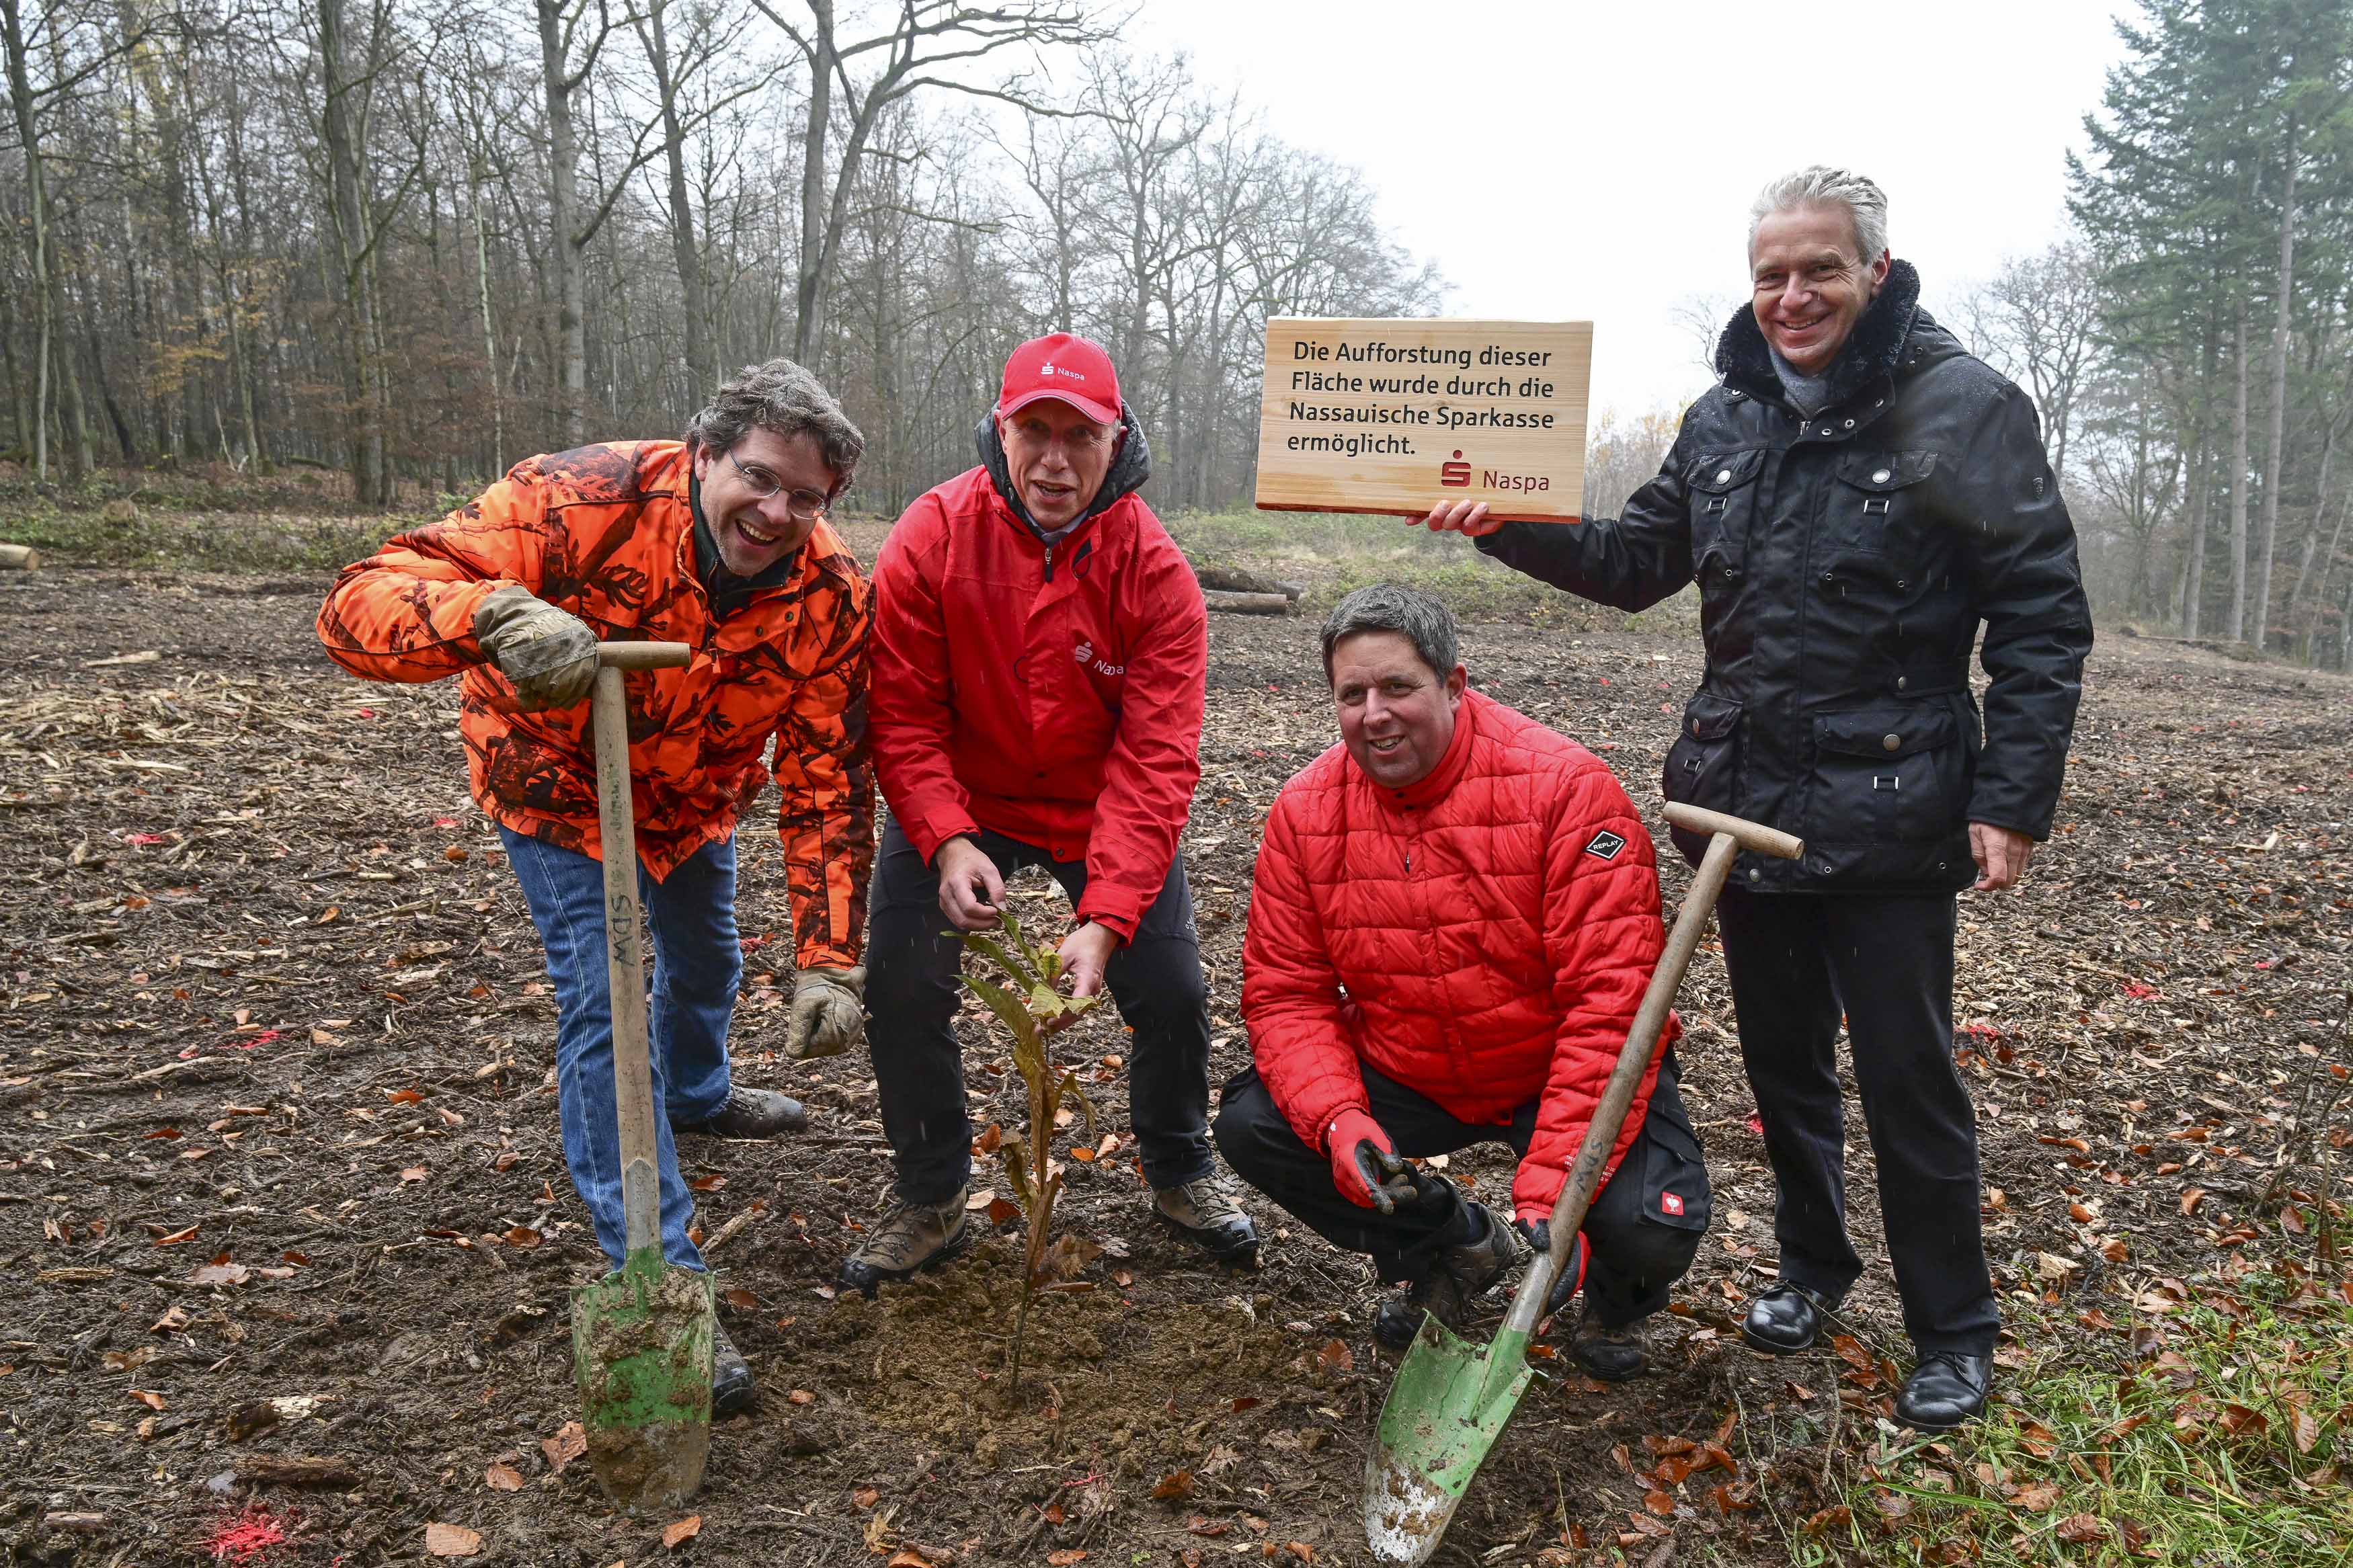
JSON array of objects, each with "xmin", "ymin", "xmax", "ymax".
[{"xmin": 1241, "ymin": 689, "xmax": 1675, "ymax": 1219}]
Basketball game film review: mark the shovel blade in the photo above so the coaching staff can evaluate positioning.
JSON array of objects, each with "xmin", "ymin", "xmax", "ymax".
[
  {"xmin": 1363, "ymin": 1314, "xmax": 1536, "ymax": 1565},
  {"xmin": 571, "ymin": 1251, "xmax": 715, "ymax": 1510}
]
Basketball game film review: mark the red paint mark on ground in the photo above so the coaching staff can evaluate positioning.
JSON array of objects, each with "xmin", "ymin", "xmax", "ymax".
[{"xmin": 206, "ymin": 1506, "xmax": 288, "ymax": 1563}]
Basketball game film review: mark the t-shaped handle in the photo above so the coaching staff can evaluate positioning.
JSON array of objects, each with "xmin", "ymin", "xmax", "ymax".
[
  {"xmin": 596, "ymin": 642, "xmax": 692, "ymax": 671},
  {"xmin": 1663, "ymin": 802, "xmax": 1804, "ymax": 860}
]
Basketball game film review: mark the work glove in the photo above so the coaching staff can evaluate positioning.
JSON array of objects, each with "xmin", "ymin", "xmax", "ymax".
[
  {"xmin": 472, "ymin": 585, "xmax": 598, "ymax": 710},
  {"xmin": 1327, "ymin": 1108, "xmax": 1418, "ymax": 1214},
  {"xmin": 785, "ymin": 964, "xmax": 865, "ymax": 1061},
  {"xmin": 1512, "ymin": 1216, "xmax": 1589, "ymax": 1318}
]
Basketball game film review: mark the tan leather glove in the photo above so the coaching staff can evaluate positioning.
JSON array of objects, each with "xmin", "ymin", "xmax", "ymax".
[
  {"xmin": 471, "ymin": 585, "xmax": 598, "ymax": 710},
  {"xmin": 785, "ymin": 964, "xmax": 865, "ymax": 1060}
]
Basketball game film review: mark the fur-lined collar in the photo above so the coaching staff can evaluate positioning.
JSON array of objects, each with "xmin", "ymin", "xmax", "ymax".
[{"xmin": 1715, "ymin": 257, "xmax": 1923, "ymax": 408}]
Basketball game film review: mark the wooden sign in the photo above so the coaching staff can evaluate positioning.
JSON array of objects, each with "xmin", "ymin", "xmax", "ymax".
[{"xmin": 1254, "ymin": 317, "xmax": 1592, "ymax": 523}]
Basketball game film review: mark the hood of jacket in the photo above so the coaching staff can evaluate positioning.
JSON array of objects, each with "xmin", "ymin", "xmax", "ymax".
[
  {"xmin": 975, "ymin": 404, "xmax": 1152, "ymax": 543},
  {"xmin": 1714, "ymin": 257, "xmax": 1944, "ymax": 409}
]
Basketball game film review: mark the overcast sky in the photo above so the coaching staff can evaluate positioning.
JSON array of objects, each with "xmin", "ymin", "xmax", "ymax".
[{"xmin": 1122, "ymin": 0, "xmax": 2131, "ymax": 417}]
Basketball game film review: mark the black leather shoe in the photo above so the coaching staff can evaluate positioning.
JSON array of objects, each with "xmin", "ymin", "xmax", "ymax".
[
  {"xmin": 675, "ymin": 1085, "xmax": 807, "ymax": 1139},
  {"xmin": 1741, "ymin": 1282, "xmax": 1831, "ymax": 1354},
  {"xmin": 1896, "ymin": 1352, "xmax": 1990, "ymax": 1432},
  {"xmin": 711, "ymin": 1324, "xmax": 756, "ymax": 1417}
]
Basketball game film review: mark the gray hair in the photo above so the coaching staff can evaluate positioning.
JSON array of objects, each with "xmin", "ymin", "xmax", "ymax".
[
  {"xmin": 685, "ymin": 358, "xmax": 865, "ymax": 489},
  {"xmin": 1321, "ymin": 584, "xmax": 1460, "ymax": 684},
  {"xmin": 1749, "ymin": 165, "xmax": 1889, "ymax": 263}
]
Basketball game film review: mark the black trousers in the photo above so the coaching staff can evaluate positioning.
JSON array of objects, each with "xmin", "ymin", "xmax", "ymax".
[
  {"xmin": 1715, "ymin": 888, "xmax": 1996, "ymax": 1356},
  {"xmin": 1213, "ymin": 1056, "xmax": 1710, "ymax": 1329},
  {"xmin": 865, "ymin": 817, "xmax": 1215, "ymax": 1206}
]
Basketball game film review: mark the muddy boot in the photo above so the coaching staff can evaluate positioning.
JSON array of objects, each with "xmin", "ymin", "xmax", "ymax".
[
  {"xmin": 838, "ymin": 1188, "xmax": 971, "ymax": 1296},
  {"xmin": 711, "ymin": 1323, "xmax": 755, "ymax": 1417},
  {"xmin": 1571, "ymin": 1311, "xmax": 1650, "ymax": 1382},
  {"xmin": 1371, "ymin": 1202, "xmax": 1521, "ymax": 1350},
  {"xmin": 1153, "ymin": 1175, "xmax": 1260, "ymax": 1264},
  {"xmin": 674, "ymin": 1085, "xmax": 808, "ymax": 1139}
]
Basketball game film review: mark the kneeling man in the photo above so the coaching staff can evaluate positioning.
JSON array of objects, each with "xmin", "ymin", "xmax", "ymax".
[{"xmin": 1215, "ymin": 585, "xmax": 1710, "ymax": 1377}]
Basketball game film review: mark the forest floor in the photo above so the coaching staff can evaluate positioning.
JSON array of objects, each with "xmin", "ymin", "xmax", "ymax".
[{"xmin": 1, "ymin": 514, "xmax": 2350, "ymax": 1567}]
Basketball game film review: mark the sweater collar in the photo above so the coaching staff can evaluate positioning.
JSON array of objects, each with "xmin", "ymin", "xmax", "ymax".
[{"xmin": 1372, "ymin": 687, "xmax": 1481, "ymax": 812}]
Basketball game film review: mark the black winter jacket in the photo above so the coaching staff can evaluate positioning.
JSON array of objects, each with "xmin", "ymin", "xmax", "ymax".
[{"xmin": 1476, "ymin": 260, "xmax": 2093, "ymax": 893}]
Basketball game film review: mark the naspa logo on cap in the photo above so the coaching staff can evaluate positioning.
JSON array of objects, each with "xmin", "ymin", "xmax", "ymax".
[{"xmin": 1038, "ymin": 360, "xmax": 1088, "ymax": 382}]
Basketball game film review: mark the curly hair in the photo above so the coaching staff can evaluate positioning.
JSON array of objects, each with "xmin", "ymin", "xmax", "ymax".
[{"xmin": 685, "ymin": 358, "xmax": 865, "ymax": 488}]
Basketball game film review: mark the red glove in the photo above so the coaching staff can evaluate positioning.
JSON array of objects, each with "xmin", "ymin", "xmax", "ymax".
[{"xmin": 1327, "ymin": 1108, "xmax": 1417, "ymax": 1214}]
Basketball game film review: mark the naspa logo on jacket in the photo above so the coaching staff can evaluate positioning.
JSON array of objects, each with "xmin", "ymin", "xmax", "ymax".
[{"xmin": 1073, "ymin": 641, "xmax": 1123, "ymax": 677}]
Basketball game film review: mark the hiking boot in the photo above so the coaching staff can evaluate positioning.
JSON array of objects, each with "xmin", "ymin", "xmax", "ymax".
[
  {"xmin": 838, "ymin": 1188, "xmax": 971, "ymax": 1295},
  {"xmin": 674, "ymin": 1085, "xmax": 807, "ymax": 1139},
  {"xmin": 1371, "ymin": 1202, "xmax": 1521, "ymax": 1350},
  {"xmin": 1153, "ymin": 1175, "xmax": 1261, "ymax": 1264},
  {"xmin": 711, "ymin": 1323, "xmax": 755, "ymax": 1417},
  {"xmin": 1572, "ymin": 1311, "xmax": 1650, "ymax": 1382}
]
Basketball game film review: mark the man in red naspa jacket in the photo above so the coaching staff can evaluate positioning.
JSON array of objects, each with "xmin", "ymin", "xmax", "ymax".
[
  {"xmin": 1215, "ymin": 585, "xmax": 1711, "ymax": 1378},
  {"xmin": 840, "ymin": 333, "xmax": 1259, "ymax": 1292}
]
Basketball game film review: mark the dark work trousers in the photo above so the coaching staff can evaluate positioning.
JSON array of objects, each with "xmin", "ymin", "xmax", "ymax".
[
  {"xmin": 1213, "ymin": 1055, "xmax": 1711, "ymax": 1329},
  {"xmin": 1714, "ymin": 888, "xmax": 1997, "ymax": 1356},
  {"xmin": 865, "ymin": 817, "xmax": 1216, "ymax": 1206}
]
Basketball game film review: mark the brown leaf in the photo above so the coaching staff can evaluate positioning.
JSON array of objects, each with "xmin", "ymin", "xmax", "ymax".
[
  {"xmin": 1642, "ymin": 1489, "xmax": 1675, "ymax": 1517},
  {"xmin": 787, "ymin": 1389, "xmax": 815, "ymax": 1405},
  {"xmin": 974, "ymin": 1122, "xmax": 1003, "ymax": 1155},
  {"xmin": 2008, "ymin": 1481, "xmax": 2062, "ymax": 1512},
  {"xmin": 1067, "ymin": 1145, "xmax": 1098, "ymax": 1163},
  {"xmin": 541, "ymin": 1421, "xmax": 586, "ymax": 1474},
  {"xmin": 504, "ymin": 1226, "xmax": 543, "ymax": 1249},
  {"xmin": 887, "ymin": 1555, "xmax": 931, "ymax": 1568},
  {"xmin": 150, "ymin": 1305, "xmax": 189, "ymax": 1333},
  {"xmin": 386, "ymin": 1088, "xmax": 424, "ymax": 1105},
  {"xmin": 1151, "ymin": 1470, "xmax": 1196, "ymax": 1501},
  {"xmin": 2055, "ymin": 1513, "xmax": 2108, "ymax": 1544},
  {"xmin": 662, "ymin": 1515, "xmax": 701, "ymax": 1548},
  {"xmin": 1285, "ymin": 1546, "xmax": 1314, "ymax": 1564},
  {"xmin": 1653, "ymin": 1454, "xmax": 1695, "ymax": 1485},
  {"xmin": 986, "ymin": 1197, "xmax": 1021, "ymax": 1225},
  {"xmin": 128, "ymin": 1390, "xmax": 165, "ymax": 1411},
  {"xmin": 189, "ymin": 1260, "xmax": 250, "ymax": 1287},
  {"xmin": 690, "ymin": 1174, "xmax": 726, "ymax": 1192},
  {"xmin": 443, "ymin": 845, "xmax": 470, "ymax": 863},
  {"xmin": 1316, "ymin": 1338, "xmax": 1353, "ymax": 1374},
  {"xmin": 484, "ymin": 1462, "xmax": 523, "ymax": 1492},
  {"xmin": 2181, "ymin": 1187, "xmax": 2206, "ymax": 1216},
  {"xmin": 1046, "ymin": 1553, "xmax": 1087, "ymax": 1566},
  {"xmin": 153, "ymin": 1225, "xmax": 200, "ymax": 1246},
  {"xmin": 400, "ymin": 1166, "xmax": 428, "ymax": 1183},
  {"xmin": 852, "ymin": 1485, "xmax": 879, "ymax": 1509},
  {"xmin": 721, "ymin": 1288, "xmax": 758, "ymax": 1311},
  {"xmin": 2292, "ymin": 1407, "xmax": 2321, "ymax": 1455},
  {"xmin": 424, "ymin": 1522, "xmax": 481, "ymax": 1557}
]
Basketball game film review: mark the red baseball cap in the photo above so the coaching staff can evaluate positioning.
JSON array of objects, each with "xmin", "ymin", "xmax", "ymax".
[{"xmin": 996, "ymin": 332, "xmax": 1122, "ymax": 425}]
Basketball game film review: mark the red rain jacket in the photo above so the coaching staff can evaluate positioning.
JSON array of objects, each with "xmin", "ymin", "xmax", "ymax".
[
  {"xmin": 868, "ymin": 440, "xmax": 1204, "ymax": 940},
  {"xmin": 1241, "ymin": 690, "xmax": 1675, "ymax": 1219}
]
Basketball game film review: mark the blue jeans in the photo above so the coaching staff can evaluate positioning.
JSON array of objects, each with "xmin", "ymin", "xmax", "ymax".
[{"xmin": 501, "ymin": 826, "xmax": 741, "ymax": 1270}]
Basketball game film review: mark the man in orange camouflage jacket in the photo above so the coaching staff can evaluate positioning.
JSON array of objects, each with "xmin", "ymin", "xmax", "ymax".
[{"xmin": 316, "ymin": 360, "xmax": 874, "ymax": 1414}]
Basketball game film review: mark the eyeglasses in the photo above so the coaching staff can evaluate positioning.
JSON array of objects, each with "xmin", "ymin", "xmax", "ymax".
[{"xmin": 727, "ymin": 448, "xmax": 833, "ymax": 521}]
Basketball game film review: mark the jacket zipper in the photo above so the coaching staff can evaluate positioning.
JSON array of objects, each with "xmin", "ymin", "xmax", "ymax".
[{"xmin": 1043, "ymin": 544, "xmax": 1055, "ymax": 583}]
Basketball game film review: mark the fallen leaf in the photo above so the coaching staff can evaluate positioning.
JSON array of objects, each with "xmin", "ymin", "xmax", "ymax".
[
  {"xmin": 1286, "ymin": 1545, "xmax": 1314, "ymax": 1563},
  {"xmin": 151, "ymin": 1305, "xmax": 189, "ymax": 1333},
  {"xmin": 153, "ymin": 1225, "xmax": 200, "ymax": 1246},
  {"xmin": 721, "ymin": 1288, "xmax": 758, "ymax": 1311},
  {"xmin": 443, "ymin": 846, "xmax": 470, "ymax": 863},
  {"xmin": 504, "ymin": 1227, "xmax": 543, "ymax": 1249},
  {"xmin": 2055, "ymin": 1513, "xmax": 2108, "ymax": 1544},
  {"xmin": 1047, "ymin": 1552, "xmax": 1086, "ymax": 1566},
  {"xmin": 386, "ymin": 1088, "xmax": 424, "ymax": 1105},
  {"xmin": 986, "ymin": 1197, "xmax": 1021, "ymax": 1226},
  {"xmin": 1642, "ymin": 1489, "xmax": 1675, "ymax": 1516},
  {"xmin": 852, "ymin": 1485, "xmax": 879, "ymax": 1508},
  {"xmin": 128, "ymin": 1390, "xmax": 165, "ymax": 1411},
  {"xmin": 2008, "ymin": 1481, "xmax": 2062, "ymax": 1512},
  {"xmin": 690, "ymin": 1175, "xmax": 726, "ymax": 1192},
  {"xmin": 400, "ymin": 1167, "xmax": 428, "ymax": 1183},
  {"xmin": 542, "ymin": 1421, "xmax": 586, "ymax": 1473},
  {"xmin": 887, "ymin": 1555, "xmax": 930, "ymax": 1568},
  {"xmin": 425, "ymin": 1522, "xmax": 481, "ymax": 1557},
  {"xmin": 1067, "ymin": 1145, "xmax": 1097, "ymax": 1163},
  {"xmin": 485, "ymin": 1463, "xmax": 522, "ymax": 1491},
  {"xmin": 2181, "ymin": 1188, "xmax": 2206, "ymax": 1216},
  {"xmin": 787, "ymin": 1389, "xmax": 815, "ymax": 1405},
  {"xmin": 189, "ymin": 1260, "xmax": 251, "ymax": 1287},
  {"xmin": 661, "ymin": 1515, "xmax": 701, "ymax": 1548},
  {"xmin": 965, "ymin": 1189, "xmax": 997, "ymax": 1211},
  {"xmin": 1151, "ymin": 1470, "xmax": 1196, "ymax": 1501},
  {"xmin": 1316, "ymin": 1338, "xmax": 1353, "ymax": 1374}
]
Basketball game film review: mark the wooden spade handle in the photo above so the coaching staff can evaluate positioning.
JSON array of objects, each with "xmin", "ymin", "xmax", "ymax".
[
  {"xmin": 598, "ymin": 642, "xmax": 692, "ymax": 671},
  {"xmin": 592, "ymin": 665, "xmax": 663, "ymax": 1257},
  {"xmin": 1507, "ymin": 807, "xmax": 1804, "ymax": 1334}
]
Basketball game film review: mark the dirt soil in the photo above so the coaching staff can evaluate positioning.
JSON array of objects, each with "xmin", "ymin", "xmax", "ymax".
[{"xmin": 2, "ymin": 560, "xmax": 2348, "ymax": 1567}]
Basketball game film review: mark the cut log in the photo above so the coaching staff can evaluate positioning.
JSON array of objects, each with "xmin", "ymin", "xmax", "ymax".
[
  {"xmin": 235, "ymin": 1454, "xmax": 362, "ymax": 1488},
  {"xmin": 1203, "ymin": 590, "xmax": 1293, "ymax": 616},
  {"xmin": 0, "ymin": 543, "xmax": 39, "ymax": 570},
  {"xmin": 1191, "ymin": 563, "xmax": 1302, "ymax": 600}
]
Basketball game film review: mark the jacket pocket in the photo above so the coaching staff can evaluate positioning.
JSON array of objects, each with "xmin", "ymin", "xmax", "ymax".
[
  {"xmin": 1804, "ymin": 703, "xmax": 1964, "ymax": 878},
  {"xmin": 1826, "ymin": 449, "xmax": 1937, "ymax": 555},
  {"xmin": 1662, "ymin": 692, "xmax": 1741, "ymax": 863},
  {"xmin": 1685, "ymin": 448, "xmax": 1764, "ymax": 581},
  {"xmin": 1630, "ymin": 1057, "xmax": 1710, "ymax": 1234}
]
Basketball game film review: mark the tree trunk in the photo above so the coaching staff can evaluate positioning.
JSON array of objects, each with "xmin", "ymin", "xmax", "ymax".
[
  {"xmin": 318, "ymin": 0, "xmax": 379, "ymax": 503},
  {"xmin": 471, "ymin": 168, "xmax": 504, "ymax": 478},
  {"xmin": 537, "ymin": 0, "xmax": 586, "ymax": 442},
  {"xmin": 2, "ymin": 0, "xmax": 90, "ymax": 481},
  {"xmin": 641, "ymin": 0, "xmax": 705, "ymax": 390},
  {"xmin": 791, "ymin": 0, "xmax": 837, "ymax": 366},
  {"xmin": 2254, "ymin": 136, "xmax": 2295, "ymax": 655},
  {"xmin": 2228, "ymin": 299, "xmax": 2250, "ymax": 643}
]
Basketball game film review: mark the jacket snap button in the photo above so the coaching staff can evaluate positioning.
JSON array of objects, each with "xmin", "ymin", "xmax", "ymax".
[
  {"xmin": 1723, "ymin": 566, "xmax": 1736, "ymax": 579},
  {"xmin": 1821, "ymin": 571, "xmax": 1835, "ymax": 585},
  {"xmin": 1881, "ymin": 733, "xmax": 1901, "ymax": 751},
  {"xmin": 1843, "ymin": 419, "xmax": 1856, "ymax": 428},
  {"xmin": 1872, "ymin": 468, "xmax": 1891, "ymax": 483},
  {"xmin": 1748, "ymin": 868, "xmax": 1761, "ymax": 882},
  {"xmin": 1897, "ymin": 675, "xmax": 1909, "ymax": 691},
  {"xmin": 1691, "ymin": 718, "xmax": 1701, "ymax": 733},
  {"xmin": 1715, "ymin": 468, "xmax": 1732, "ymax": 483},
  {"xmin": 1897, "ymin": 579, "xmax": 1909, "ymax": 590}
]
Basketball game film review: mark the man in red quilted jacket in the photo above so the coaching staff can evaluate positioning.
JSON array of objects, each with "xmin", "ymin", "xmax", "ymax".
[
  {"xmin": 1216, "ymin": 585, "xmax": 1710, "ymax": 1377},
  {"xmin": 841, "ymin": 333, "xmax": 1259, "ymax": 1292}
]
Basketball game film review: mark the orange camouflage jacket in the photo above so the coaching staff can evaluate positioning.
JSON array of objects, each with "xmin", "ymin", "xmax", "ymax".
[{"xmin": 315, "ymin": 440, "xmax": 874, "ymax": 970}]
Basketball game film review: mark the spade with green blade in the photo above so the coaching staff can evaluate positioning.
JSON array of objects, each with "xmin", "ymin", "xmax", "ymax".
[
  {"xmin": 569, "ymin": 641, "xmax": 717, "ymax": 1512},
  {"xmin": 1364, "ymin": 803, "xmax": 1804, "ymax": 1565}
]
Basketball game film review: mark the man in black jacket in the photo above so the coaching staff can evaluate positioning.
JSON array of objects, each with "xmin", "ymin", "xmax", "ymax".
[{"xmin": 1423, "ymin": 166, "xmax": 2091, "ymax": 1430}]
